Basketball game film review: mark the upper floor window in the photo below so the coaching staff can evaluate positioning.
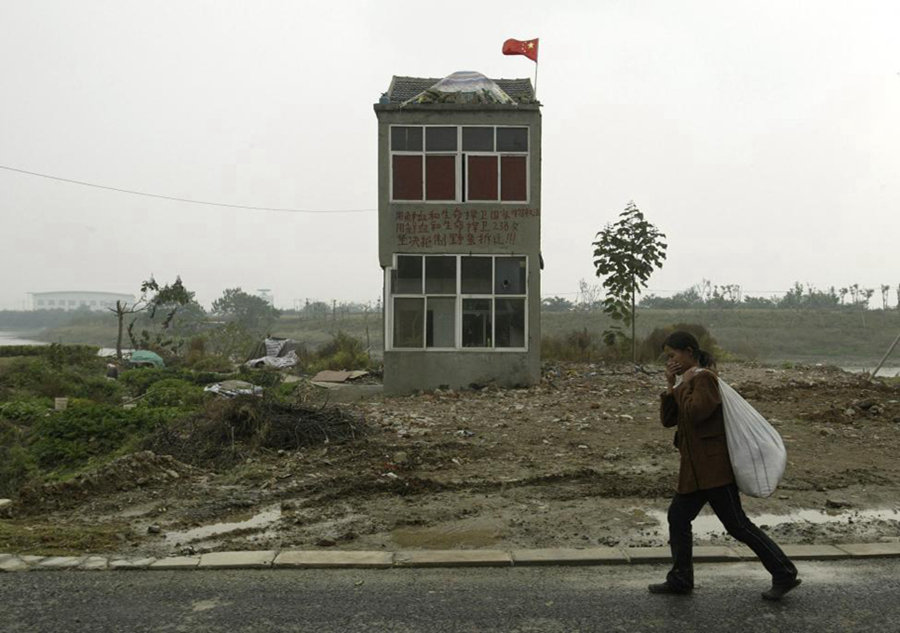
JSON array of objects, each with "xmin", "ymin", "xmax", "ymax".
[{"xmin": 390, "ymin": 126, "xmax": 529, "ymax": 204}]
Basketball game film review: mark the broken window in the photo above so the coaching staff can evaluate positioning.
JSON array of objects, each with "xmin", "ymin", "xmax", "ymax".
[
  {"xmin": 425, "ymin": 256, "xmax": 456, "ymax": 294},
  {"xmin": 393, "ymin": 298, "xmax": 424, "ymax": 348},
  {"xmin": 426, "ymin": 297, "xmax": 456, "ymax": 348},
  {"xmin": 462, "ymin": 299, "xmax": 492, "ymax": 347},
  {"xmin": 495, "ymin": 298, "xmax": 526, "ymax": 348},
  {"xmin": 461, "ymin": 256, "xmax": 492, "ymax": 294},
  {"xmin": 495, "ymin": 256, "xmax": 526, "ymax": 294}
]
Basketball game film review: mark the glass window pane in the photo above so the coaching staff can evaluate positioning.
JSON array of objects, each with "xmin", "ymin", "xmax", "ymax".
[
  {"xmin": 425, "ymin": 156, "xmax": 455, "ymax": 201},
  {"xmin": 496, "ymin": 127, "xmax": 528, "ymax": 152},
  {"xmin": 394, "ymin": 298, "xmax": 424, "ymax": 348},
  {"xmin": 495, "ymin": 257, "xmax": 526, "ymax": 294},
  {"xmin": 392, "ymin": 155, "xmax": 422, "ymax": 200},
  {"xmin": 391, "ymin": 126, "xmax": 423, "ymax": 151},
  {"xmin": 461, "ymin": 257, "xmax": 492, "ymax": 294},
  {"xmin": 391, "ymin": 255, "xmax": 422, "ymax": 294},
  {"xmin": 467, "ymin": 155, "xmax": 498, "ymax": 201},
  {"xmin": 462, "ymin": 127, "xmax": 494, "ymax": 151},
  {"xmin": 462, "ymin": 299, "xmax": 492, "ymax": 348},
  {"xmin": 425, "ymin": 256, "xmax": 456, "ymax": 294},
  {"xmin": 496, "ymin": 299, "xmax": 526, "ymax": 348},
  {"xmin": 500, "ymin": 155, "xmax": 527, "ymax": 201},
  {"xmin": 426, "ymin": 297, "xmax": 456, "ymax": 348},
  {"xmin": 426, "ymin": 127, "xmax": 457, "ymax": 152}
]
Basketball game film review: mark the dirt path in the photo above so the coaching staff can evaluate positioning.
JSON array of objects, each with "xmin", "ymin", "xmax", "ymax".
[{"xmin": 7, "ymin": 363, "xmax": 900, "ymax": 556}]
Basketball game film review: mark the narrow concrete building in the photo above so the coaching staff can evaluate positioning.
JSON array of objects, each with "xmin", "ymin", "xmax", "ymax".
[{"xmin": 374, "ymin": 71, "xmax": 542, "ymax": 394}]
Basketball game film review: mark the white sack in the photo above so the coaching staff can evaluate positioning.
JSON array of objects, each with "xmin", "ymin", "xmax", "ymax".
[{"xmin": 717, "ymin": 378, "xmax": 787, "ymax": 498}]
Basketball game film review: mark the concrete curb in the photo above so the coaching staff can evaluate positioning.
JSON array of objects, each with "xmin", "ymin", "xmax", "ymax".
[{"xmin": 1, "ymin": 543, "xmax": 898, "ymax": 573}]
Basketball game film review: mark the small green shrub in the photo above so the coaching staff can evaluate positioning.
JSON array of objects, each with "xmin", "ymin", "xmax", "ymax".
[
  {"xmin": 30, "ymin": 402, "xmax": 182, "ymax": 470},
  {"xmin": 0, "ymin": 429, "xmax": 36, "ymax": 497},
  {"xmin": 140, "ymin": 379, "xmax": 206, "ymax": 409},
  {"xmin": 304, "ymin": 331, "xmax": 370, "ymax": 373},
  {"xmin": 0, "ymin": 397, "xmax": 50, "ymax": 422}
]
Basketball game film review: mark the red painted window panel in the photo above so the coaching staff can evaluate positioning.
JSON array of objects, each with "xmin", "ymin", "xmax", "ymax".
[
  {"xmin": 501, "ymin": 156, "xmax": 527, "ymax": 201},
  {"xmin": 467, "ymin": 155, "xmax": 498, "ymax": 201},
  {"xmin": 426, "ymin": 156, "xmax": 455, "ymax": 201},
  {"xmin": 392, "ymin": 155, "xmax": 422, "ymax": 200}
]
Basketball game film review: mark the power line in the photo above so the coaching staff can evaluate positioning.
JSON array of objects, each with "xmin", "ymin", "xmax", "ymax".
[{"xmin": 0, "ymin": 164, "xmax": 375, "ymax": 214}]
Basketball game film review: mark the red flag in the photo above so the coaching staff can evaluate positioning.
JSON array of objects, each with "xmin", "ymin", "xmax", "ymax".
[{"xmin": 503, "ymin": 38, "xmax": 539, "ymax": 63}]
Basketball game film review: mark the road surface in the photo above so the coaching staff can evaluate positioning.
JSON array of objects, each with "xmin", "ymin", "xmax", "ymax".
[{"xmin": 2, "ymin": 559, "xmax": 898, "ymax": 632}]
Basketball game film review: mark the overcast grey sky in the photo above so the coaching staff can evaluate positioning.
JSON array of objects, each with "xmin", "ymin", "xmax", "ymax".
[{"xmin": 1, "ymin": 0, "xmax": 898, "ymax": 310}]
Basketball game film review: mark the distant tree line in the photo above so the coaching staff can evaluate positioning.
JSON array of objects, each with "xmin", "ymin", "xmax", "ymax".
[{"xmin": 542, "ymin": 280, "xmax": 900, "ymax": 312}]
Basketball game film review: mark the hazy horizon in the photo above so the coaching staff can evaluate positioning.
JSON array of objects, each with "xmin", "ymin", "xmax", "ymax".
[{"xmin": 2, "ymin": 1, "xmax": 898, "ymax": 310}]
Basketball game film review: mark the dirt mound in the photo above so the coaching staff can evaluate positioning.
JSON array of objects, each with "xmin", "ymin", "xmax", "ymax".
[{"xmin": 17, "ymin": 451, "xmax": 194, "ymax": 514}]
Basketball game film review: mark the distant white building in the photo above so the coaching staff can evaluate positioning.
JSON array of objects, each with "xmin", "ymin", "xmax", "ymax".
[
  {"xmin": 30, "ymin": 291, "xmax": 135, "ymax": 311},
  {"xmin": 256, "ymin": 289, "xmax": 274, "ymax": 306}
]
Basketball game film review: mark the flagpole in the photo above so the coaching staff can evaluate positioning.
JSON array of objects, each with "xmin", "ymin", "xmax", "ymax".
[{"xmin": 534, "ymin": 61, "xmax": 539, "ymax": 98}]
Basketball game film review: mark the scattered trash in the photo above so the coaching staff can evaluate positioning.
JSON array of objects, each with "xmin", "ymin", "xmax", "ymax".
[
  {"xmin": 455, "ymin": 429, "xmax": 475, "ymax": 438},
  {"xmin": 203, "ymin": 380, "xmax": 264, "ymax": 398},
  {"xmin": 245, "ymin": 338, "xmax": 300, "ymax": 369}
]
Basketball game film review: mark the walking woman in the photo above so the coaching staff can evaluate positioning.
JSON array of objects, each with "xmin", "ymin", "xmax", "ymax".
[{"xmin": 649, "ymin": 331, "xmax": 801, "ymax": 600}]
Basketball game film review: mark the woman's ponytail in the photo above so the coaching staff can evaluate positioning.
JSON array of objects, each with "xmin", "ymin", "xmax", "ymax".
[{"xmin": 697, "ymin": 349, "xmax": 716, "ymax": 369}]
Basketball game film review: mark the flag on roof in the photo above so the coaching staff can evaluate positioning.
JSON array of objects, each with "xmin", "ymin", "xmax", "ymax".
[{"xmin": 502, "ymin": 38, "xmax": 539, "ymax": 62}]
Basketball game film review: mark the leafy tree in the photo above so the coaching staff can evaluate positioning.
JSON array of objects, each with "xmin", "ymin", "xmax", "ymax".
[
  {"xmin": 211, "ymin": 288, "xmax": 281, "ymax": 334},
  {"xmin": 592, "ymin": 201, "xmax": 667, "ymax": 362}
]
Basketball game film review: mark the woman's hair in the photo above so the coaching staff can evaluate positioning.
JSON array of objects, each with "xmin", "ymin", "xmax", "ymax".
[{"xmin": 662, "ymin": 330, "xmax": 716, "ymax": 368}]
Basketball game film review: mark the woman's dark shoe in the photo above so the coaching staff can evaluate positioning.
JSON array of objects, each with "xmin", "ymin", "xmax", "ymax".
[
  {"xmin": 648, "ymin": 581, "xmax": 692, "ymax": 595},
  {"xmin": 762, "ymin": 577, "xmax": 802, "ymax": 601}
]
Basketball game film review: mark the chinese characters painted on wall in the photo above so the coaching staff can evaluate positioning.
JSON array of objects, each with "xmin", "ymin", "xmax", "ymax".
[{"xmin": 395, "ymin": 207, "xmax": 540, "ymax": 248}]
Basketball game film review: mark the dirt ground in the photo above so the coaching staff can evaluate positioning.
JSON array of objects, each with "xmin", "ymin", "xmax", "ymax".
[{"xmin": 6, "ymin": 362, "xmax": 900, "ymax": 556}]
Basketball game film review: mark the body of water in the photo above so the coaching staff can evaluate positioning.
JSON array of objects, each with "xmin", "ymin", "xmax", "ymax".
[{"xmin": 0, "ymin": 331, "xmax": 47, "ymax": 346}]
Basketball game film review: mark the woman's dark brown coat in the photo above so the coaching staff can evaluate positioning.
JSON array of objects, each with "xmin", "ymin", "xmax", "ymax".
[{"xmin": 660, "ymin": 369, "xmax": 735, "ymax": 494}]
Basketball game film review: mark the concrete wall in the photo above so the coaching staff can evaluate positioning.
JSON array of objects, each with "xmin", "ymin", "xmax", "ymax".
[{"xmin": 374, "ymin": 103, "xmax": 542, "ymax": 394}]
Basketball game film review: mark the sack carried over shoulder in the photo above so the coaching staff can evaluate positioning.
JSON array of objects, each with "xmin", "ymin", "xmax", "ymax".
[{"xmin": 718, "ymin": 379, "xmax": 787, "ymax": 498}]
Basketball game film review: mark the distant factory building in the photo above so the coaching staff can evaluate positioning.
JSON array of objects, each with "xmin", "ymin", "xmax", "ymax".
[{"xmin": 30, "ymin": 291, "xmax": 136, "ymax": 311}]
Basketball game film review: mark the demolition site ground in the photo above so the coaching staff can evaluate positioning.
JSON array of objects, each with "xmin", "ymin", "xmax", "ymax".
[{"xmin": 3, "ymin": 363, "xmax": 900, "ymax": 557}]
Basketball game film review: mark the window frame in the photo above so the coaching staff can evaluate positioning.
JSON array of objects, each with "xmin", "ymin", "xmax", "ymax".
[
  {"xmin": 385, "ymin": 253, "xmax": 529, "ymax": 352},
  {"xmin": 389, "ymin": 125, "xmax": 530, "ymax": 204}
]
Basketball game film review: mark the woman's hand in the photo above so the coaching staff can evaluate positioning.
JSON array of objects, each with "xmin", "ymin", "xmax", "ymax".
[{"xmin": 665, "ymin": 360, "xmax": 680, "ymax": 392}]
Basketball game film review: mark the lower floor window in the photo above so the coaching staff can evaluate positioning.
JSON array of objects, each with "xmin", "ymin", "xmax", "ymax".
[{"xmin": 388, "ymin": 254, "xmax": 528, "ymax": 351}]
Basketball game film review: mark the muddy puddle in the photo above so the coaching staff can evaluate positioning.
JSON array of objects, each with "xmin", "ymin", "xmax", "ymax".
[
  {"xmin": 643, "ymin": 507, "xmax": 900, "ymax": 540},
  {"xmin": 165, "ymin": 505, "xmax": 282, "ymax": 547}
]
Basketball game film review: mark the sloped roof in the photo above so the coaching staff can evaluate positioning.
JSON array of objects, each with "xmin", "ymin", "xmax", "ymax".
[{"xmin": 387, "ymin": 75, "xmax": 536, "ymax": 105}]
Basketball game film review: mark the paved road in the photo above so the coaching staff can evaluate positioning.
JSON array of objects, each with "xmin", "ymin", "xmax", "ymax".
[{"xmin": 2, "ymin": 560, "xmax": 898, "ymax": 632}]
